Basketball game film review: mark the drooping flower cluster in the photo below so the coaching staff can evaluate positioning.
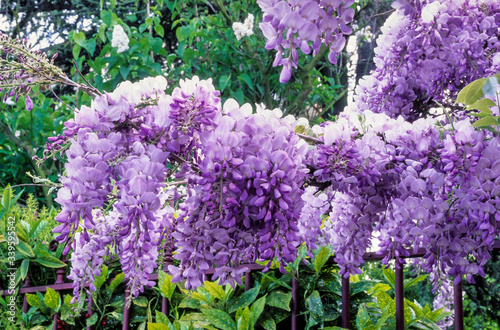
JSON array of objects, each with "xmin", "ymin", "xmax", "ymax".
[
  {"xmin": 111, "ymin": 25, "xmax": 130, "ymax": 53},
  {"xmin": 169, "ymin": 100, "xmax": 309, "ymax": 288},
  {"xmin": 258, "ymin": 0, "xmax": 355, "ymax": 82},
  {"xmin": 233, "ymin": 14, "xmax": 255, "ymax": 40},
  {"xmin": 299, "ymin": 110, "xmax": 500, "ymax": 285},
  {"xmin": 52, "ymin": 74, "xmax": 311, "ymax": 299},
  {"xmin": 350, "ymin": 0, "xmax": 500, "ymax": 120}
]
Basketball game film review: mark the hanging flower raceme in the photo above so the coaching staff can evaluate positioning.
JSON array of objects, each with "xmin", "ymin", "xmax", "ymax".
[
  {"xmin": 169, "ymin": 100, "xmax": 310, "ymax": 289},
  {"xmin": 350, "ymin": 0, "xmax": 500, "ymax": 120},
  {"xmin": 257, "ymin": 0, "xmax": 355, "ymax": 83}
]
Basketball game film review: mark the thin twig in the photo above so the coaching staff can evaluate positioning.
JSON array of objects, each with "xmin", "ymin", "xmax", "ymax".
[
  {"xmin": 2, "ymin": 183, "xmax": 60, "ymax": 190},
  {"xmin": 50, "ymin": 87, "xmax": 76, "ymax": 111},
  {"xmin": 296, "ymin": 133, "xmax": 323, "ymax": 144},
  {"xmin": 71, "ymin": 59, "xmax": 101, "ymax": 96}
]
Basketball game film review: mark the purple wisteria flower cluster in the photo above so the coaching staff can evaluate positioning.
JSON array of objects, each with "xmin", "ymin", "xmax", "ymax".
[
  {"xmin": 350, "ymin": 0, "xmax": 500, "ymax": 120},
  {"xmin": 52, "ymin": 74, "xmax": 312, "ymax": 299},
  {"xmin": 169, "ymin": 101, "xmax": 309, "ymax": 289},
  {"xmin": 299, "ymin": 110, "xmax": 500, "ymax": 287},
  {"xmin": 257, "ymin": 0, "xmax": 355, "ymax": 83}
]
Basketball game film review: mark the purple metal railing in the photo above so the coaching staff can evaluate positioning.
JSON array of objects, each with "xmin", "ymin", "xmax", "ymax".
[{"xmin": 3, "ymin": 241, "xmax": 500, "ymax": 330}]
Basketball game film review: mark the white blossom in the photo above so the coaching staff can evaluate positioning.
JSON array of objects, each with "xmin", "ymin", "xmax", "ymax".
[
  {"xmin": 111, "ymin": 25, "xmax": 130, "ymax": 53},
  {"xmin": 232, "ymin": 14, "xmax": 254, "ymax": 40}
]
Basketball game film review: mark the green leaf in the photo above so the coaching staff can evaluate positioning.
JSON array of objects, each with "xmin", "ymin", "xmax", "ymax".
[
  {"xmin": 466, "ymin": 98, "xmax": 496, "ymax": 112},
  {"xmin": 155, "ymin": 25, "xmax": 165, "ymax": 38},
  {"xmin": 236, "ymin": 307, "xmax": 251, "ymax": 330},
  {"xmin": 148, "ymin": 323, "xmax": 170, "ymax": 330},
  {"xmin": 158, "ymin": 270, "xmax": 176, "ymax": 300},
  {"xmin": 44, "ymin": 287, "xmax": 61, "ymax": 311},
  {"xmin": 367, "ymin": 283, "xmax": 392, "ymax": 295},
  {"xmin": 204, "ymin": 281, "xmax": 226, "ymax": 301},
  {"xmin": 375, "ymin": 291, "xmax": 395, "ymax": 315},
  {"xmin": 456, "ymin": 77, "xmax": 486, "ymax": 105},
  {"xmin": 20, "ymin": 258, "xmax": 29, "ymax": 281},
  {"xmin": 250, "ymin": 296, "xmax": 266, "ymax": 324},
  {"xmin": 73, "ymin": 31, "xmax": 85, "ymax": 45},
  {"xmin": 237, "ymin": 74, "xmax": 253, "ymax": 90},
  {"xmin": 120, "ymin": 65, "xmax": 131, "ymax": 80},
  {"xmin": 473, "ymin": 115, "xmax": 498, "ymax": 127},
  {"xmin": 87, "ymin": 313, "xmax": 98, "ymax": 327},
  {"xmin": 260, "ymin": 314, "xmax": 276, "ymax": 330},
  {"xmin": 356, "ymin": 304, "xmax": 373, "ymax": 329},
  {"xmin": 201, "ymin": 309, "xmax": 237, "ymax": 330},
  {"xmin": 229, "ymin": 287, "xmax": 259, "ymax": 313},
  {"xmin": 313, "ymin": 246, "xmax": 331, "ymax": 273},
  {"xmin": 26, "ymin": 293, "xmax": 41, "ymax": 308},
  {"xmin": 374, "ymin": 304, "xmax": 392, "ymax": 329},
  {"xmin": 180, "ymin": 313, "xmax": 211, "ymax": 327},
  {"xmin": 94, "ymin": 265, "xmax": 108, "ymax": 291},
  {"xmin": 72, "ymin": 44, "xmax": 81, "ymax": 59},
  {"xmin": 182, "ymin": 48, "xmax": 195, "ymax": 63},
  {"xmin": 155, "ymin": 311, "xmax": 171, "ymax": 326},
  {"xmin": 266, "ymin": 291, "xmax": 292, "ymax": 312},
  {"xmin": 110, "ymin": 0, "xmax": 117, "ymax": 9},
  {"xmin": 404, "ymin": 274, "xmax": 428, "ymax": 290},
  {"xmin": 351, "ymin": 280, "xmax": 376, "ymax": 296},
  {"xmin": 219, "ymin": 75, "xmax": 231, "ymax": 93},
  {"xmin": 482, "ymin": 76, "xmax": 499, "ymax": 99},
  {"xmin": 306, "ymin": 290, "xmax": 324, "ymax": 327},
  {"xmin": 109, "ymin": 272, "xmax": 125, "ymax": 293},
  {"xmin": 17, "ymin": 240, "xmax": 35, "ymax": 258},
  {"xmin": 98, "ymin": 24, "xmax": 107, "ymax": 43},
  {"xmin": 133, "ymin": 296, "xmax": 149, "ymax": 307},
  {"xmin": 382, "ymin": 268, "xmax": 396, "ymax": 289},
  {"xmin": 101, "ymin": 10, "xmax": 113, "ymax": 27},
  {"xmin": 34, "ymin": 255, "xmax": 66, "ymax": 268}
]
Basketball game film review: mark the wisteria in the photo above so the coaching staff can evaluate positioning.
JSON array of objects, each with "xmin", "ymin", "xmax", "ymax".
[
  {"xmin": 28, "ymin": 0, "xmax": 500, "ymax": 316},
  {"xmin": 350, "ymin": 0, "xmax": 500, "ymax": 120},
  {"xmin": 257, "ymin": 0, "xmax": 355, "ymax": 82}
]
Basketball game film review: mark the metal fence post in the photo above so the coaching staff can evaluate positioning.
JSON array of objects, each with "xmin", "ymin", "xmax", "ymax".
[
  {"xmin": 244, "ymin": 271, "xmax": 252, "ymax": 292},
  {"xmin": 454, "ymin": 276, "xmax": 464, "ymax": 330},
  {"xmin": 395, "ymin": 261, "xmax": 405, "ymax": 330},
  {"xmin": 341, "ymin": 275, "xmax": 350, "ymax": 329},
  {"xmin": 291, "ymin": 275, "xmax": 299, "ymax": 330},
  {"xmin": 122, "ymin": 287, "xmax": 131, "ymax": 330}
]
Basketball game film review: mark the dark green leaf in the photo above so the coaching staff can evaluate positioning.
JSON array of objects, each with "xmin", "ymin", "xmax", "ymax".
[
  {"xmin": 94, "ymin": 265, "xmax": 108, "ymax": 291},
  {"xmin": 229, "ymin": 287, "xmax": 259, "ymax": 313},
  {"xmin": 404, "ymin": 274, "xmax": 428, "ymax": 290},
  {"xmin": 356, "ymin": 304, "xmax": 373, "ymax": 329},
  {"xmin": 101, "ymin": 10, "xmax": 113, "ymax": 27},
  {"xmin": 17, "ymin": 240, "xmax": 35, "ymax": 258},
  {"xmin": 34, "ymin": 255, "xmax": 66, "ymax": 268},
  {"xmin": 250, "ymin": 296, "xmax": 266, "ymax": 324},
  {"xmin": 133, "ymin": 296, "xmax": 149, "ymax": 307},
  {"xmin": 266, "ymin": 291, "xmax": 292, "ymax": 312},
  {"xmin": 201, "ymin": 309, "xmax": 237, "ymax": 330},
  {"xmin": 87, "ymin": 313, "xmax": 98, "ymax": 327}
]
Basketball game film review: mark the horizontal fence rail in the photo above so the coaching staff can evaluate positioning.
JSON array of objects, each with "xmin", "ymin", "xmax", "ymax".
[{"xmin": 3, "ymin": 240, "xmax": 500, "ymax": 330}]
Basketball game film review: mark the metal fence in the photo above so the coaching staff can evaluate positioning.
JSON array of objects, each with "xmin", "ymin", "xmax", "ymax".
[{"xmin": 3, "ymin": 241, "xmax": 500, "ymax": 330}]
